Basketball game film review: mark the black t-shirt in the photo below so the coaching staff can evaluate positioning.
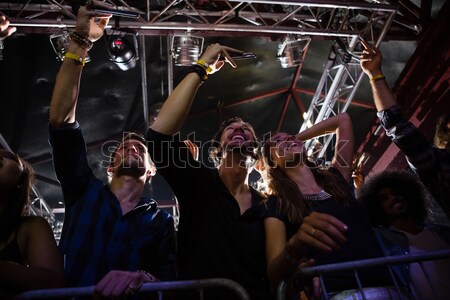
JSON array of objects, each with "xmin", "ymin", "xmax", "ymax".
[
  {"xmin": 147, "ymin": 129, "xmax": 272, "ymax": 300},
  {"xmin": 262, "ymin": 168, "xmax": 392, "ymax": 293}
]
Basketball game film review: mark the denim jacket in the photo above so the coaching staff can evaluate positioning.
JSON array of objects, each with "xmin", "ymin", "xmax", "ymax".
[{"xmin": 373, "ymin": 223, "xmax": 450, "ymax": 288}]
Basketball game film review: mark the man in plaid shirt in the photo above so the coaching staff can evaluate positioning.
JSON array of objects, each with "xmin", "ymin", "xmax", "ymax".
[{"xmin": 360, "ymin": 41, "xmax": 450, "ymax": 219}]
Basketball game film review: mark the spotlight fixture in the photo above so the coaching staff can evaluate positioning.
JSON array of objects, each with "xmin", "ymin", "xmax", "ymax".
[
  {"xmin": 171, "ymin": 34, "xmax": 204, "ymax": 66},
  {"xmin": 107, "ymin": 35, "xmax": 139, "ymax": 71},
  {"xmin": 50, "ymin": 32, "xmax": 91, "ymax": 63},
  {"xmin": 277, "ymin": 35, "xmax": 311, "ymax": 68},
  {"xmin": 49, "ymin": 33, "xmax": 70, "ymax": 61}
]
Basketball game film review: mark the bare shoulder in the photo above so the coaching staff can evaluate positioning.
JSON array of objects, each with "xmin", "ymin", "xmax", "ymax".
[
  {"xmin": 16, "ymin": 216, "xmax": 54, "ymax": 258},
  {"xmin": 20, "ymin": 216, "xmax": 52, "ymax": 234},
  {"xmin": 21, "ymin": 215, "xmax": 50, "ymax": 225}
]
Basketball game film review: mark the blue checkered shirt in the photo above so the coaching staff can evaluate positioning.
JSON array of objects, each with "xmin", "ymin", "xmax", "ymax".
[{"xmin": 49, "ymin": 122, "xmax": 176, "ymax": 287}]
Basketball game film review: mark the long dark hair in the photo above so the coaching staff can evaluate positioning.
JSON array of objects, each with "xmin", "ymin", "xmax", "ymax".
[
  {"xmin": 262, "ymin": 140, "xmax": 349, "ymax": 224},
  {"xmin": 0, "ymin": 150, "xmax": 34, "ymax": 244}
]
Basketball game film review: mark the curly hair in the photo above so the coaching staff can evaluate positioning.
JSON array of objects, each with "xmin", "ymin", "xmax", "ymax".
[
  {"xmin": 359, "ymin": 170, "xmax": 427, "ymax": 227},
  {"xmin": 434, "ymin": 114, "xmax": 450, "ymax": 150},
  {"xmin": 262, "ymin": 139, "xmax": 349, "ymax": 224},
  {"xmin": 0, "ymin": 150, "xmax": 34, "ymax": 244},
  {"xmin": 209, "ymin": 117, "xmax": 260, "ymax": 168}
]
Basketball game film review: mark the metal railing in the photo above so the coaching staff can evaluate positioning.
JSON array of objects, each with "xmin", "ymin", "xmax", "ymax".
[
  {"xmin": 276, "ymin": 249, "xmax": 450, "ymax": 300},
  {"xmin": 15, "ymin": 278, "xmax": 250, "ymax": 300}
]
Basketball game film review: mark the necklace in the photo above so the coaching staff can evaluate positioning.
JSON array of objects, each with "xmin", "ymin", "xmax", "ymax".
[{"xmin": 302, "ymin": 190, "xmax": 332, "ymax": 201}]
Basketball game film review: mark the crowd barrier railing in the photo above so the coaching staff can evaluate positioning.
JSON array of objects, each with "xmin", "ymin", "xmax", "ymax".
[
  {"xmin": 14, "ymin": 278, "xmax": 251, "ymax": 300},
  {"xmin": 276, "ymin": 249, "xmax": 450, "ymax": 300}
]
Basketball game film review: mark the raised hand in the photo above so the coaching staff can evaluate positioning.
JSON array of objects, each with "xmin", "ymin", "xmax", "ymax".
[
  {"xmin": 184, "ymin": 139, "xmax": 199, "ymax": 161},
  {"xmin": 0, "ymin": 15, "xmax": 16, "ymax": 41},
  {"xmin": 352, "ymin": 164, "xmax": 364, "ymax": 190},
  {"xmin": 199, "ymin": 43, "xmax": 243, "ymax": 74},
  {"xmin": 75, "ymin": 1, "xmax": 112, "ymax": 42},
  {"xmin": 360, "ymin": 40, "xmax": 383, "ymax": 78}
]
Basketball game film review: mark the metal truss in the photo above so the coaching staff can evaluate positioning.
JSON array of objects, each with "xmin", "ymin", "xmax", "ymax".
[
  {"xmin": 1, "ymin": 1, "xmax": 397, "ymax": 37},
  {"xmin": 300, "ymin": 8, "xmax": 394, "ymax": 159}
]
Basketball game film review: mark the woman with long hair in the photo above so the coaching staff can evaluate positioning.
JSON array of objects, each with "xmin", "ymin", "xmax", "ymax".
[
  {"xmin": 262, "ymin": 113, "xmax": 395, "ymax": 298},
  {"xmin": 0, "ymin": 149, "xmax": 63, "ymax": 294}
]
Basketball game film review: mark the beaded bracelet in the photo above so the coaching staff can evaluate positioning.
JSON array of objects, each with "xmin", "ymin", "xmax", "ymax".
[
  {"xmin": 370, "ymin": 74, "xmax": 385, "ymax": 82},
  {"xmin": 69, "ymin": 32, "xmax": 93, "ymax": 51},
  {"xmin": 187, "ymin": 64, "xmax": 208, "ymax": 82}
]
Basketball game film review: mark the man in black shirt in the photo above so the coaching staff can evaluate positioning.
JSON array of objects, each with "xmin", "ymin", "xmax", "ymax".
[{"xmin": 148, "ymin": 44, "xmax": 272, "ymax": 300}]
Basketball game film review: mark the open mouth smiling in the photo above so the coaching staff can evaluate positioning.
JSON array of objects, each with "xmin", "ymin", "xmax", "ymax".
[
  {"xmin": 287, "ymin": 142, "xmax": 299, "ymax": 149},
  {"xmin": 229, "ymin": 134, "xmax": 247, "ymax": 142}
]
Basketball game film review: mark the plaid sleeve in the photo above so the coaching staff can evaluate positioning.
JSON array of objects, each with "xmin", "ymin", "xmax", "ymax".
[{"xmin": 377, "ymin": 105, "xmax": 436, "ymax": 177}]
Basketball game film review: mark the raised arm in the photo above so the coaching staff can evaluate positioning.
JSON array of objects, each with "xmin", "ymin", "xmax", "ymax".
[
  {"xmin": 296, "ymin": 113, "xmax": 354, "ymax": 182},
  {"xmin": 49, "ymin": 4, "xmax": 110, "ymax": 127},
  {"xmin": 0, "ymin": 15, "xmax": 16, "ymax": 40},
  {"xmin": 150, "ymin": 44, "xmax": 241, "ymax": 135},
  {"xmin": 360, "ymin": 41, "xmax": 397, "ymax": 111}
]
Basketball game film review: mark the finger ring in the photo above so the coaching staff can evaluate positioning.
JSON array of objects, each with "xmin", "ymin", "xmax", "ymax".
[{"xmin": 311, "ymin": 227, "xmax": 316, "ymax": 236}]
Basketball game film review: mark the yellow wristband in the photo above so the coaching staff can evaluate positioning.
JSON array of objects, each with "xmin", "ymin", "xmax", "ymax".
[
  {"xmin": 370, "ymin": 74, "xmax": 385, "ymax": 82},
  {"xmin": 64, "ymin": 52, "xmax": 85, "ymax": 66},
  {"xmin": 195, "ymin": 59, "xmax": 212, "ymax": 74}
]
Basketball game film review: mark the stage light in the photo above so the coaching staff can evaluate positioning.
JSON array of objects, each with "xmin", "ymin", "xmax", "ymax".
[
  {"xmin": 171, "ymin": 34, "xmax": 204, "ymax": 66},
  {"xmin": 277, "ymin": 35, "xmax": 311, "ymax": 68},
  {"xmin": 49, "ymin": 32, "xmax": 91, "ymax": 62},
  {"xmin": 107, "ymin": 35, "xmax": 138, "ymax": 71},
  {"xmin": 49, "ymin": 33, "xmax": 70, "ymax": 61}
]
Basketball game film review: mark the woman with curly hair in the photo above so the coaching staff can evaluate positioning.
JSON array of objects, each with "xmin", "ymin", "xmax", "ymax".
[{"xmin": 0, "ymin": 149, "xmax": 63, "ymax": 294}]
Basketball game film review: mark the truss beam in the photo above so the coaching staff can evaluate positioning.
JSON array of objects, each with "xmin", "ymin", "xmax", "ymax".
[{"xmin": 1, "ymin": 1, "xmax": 397, "ymax": 38}]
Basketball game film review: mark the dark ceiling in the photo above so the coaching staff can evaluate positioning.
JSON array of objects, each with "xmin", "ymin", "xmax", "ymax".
[{"xmin": 0, "ymin": 0, "xmax": 448, "ymax": 232}]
